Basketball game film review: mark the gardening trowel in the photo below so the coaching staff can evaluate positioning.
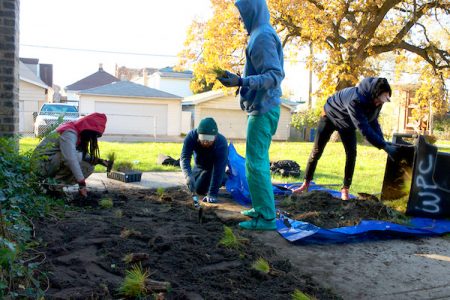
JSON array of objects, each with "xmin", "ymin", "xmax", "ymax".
[{"xmin": 192, "ymin": 193, "xmax": 204, "ymax": 223}]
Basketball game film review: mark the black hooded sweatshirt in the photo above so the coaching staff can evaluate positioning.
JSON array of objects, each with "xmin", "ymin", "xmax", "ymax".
[{"xmin": 324, "ymin": 77, "xmax": 387, "ymax": 149}]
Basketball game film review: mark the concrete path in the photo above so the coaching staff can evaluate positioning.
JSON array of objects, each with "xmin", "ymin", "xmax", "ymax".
[
  {"xmin": 86, "ymin": 172, "xmax": 450, "ymax": 299},
  {"xmin": 87, "ymin": 172, "xmax": 185, "ymax": 191}
]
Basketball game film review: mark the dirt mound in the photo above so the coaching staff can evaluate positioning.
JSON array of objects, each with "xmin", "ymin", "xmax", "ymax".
[
  {"xmin": 278, "ymin": 190, "xmax": 403, "ymax": 229},
  {"xmin": 36, "ymin": 188, "xmax": 339, "ymax": 299}
]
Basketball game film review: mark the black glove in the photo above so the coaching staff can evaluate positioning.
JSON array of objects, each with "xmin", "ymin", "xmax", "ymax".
[
  {"xmin": 217, "ymin": 71, "xmax": 242, "ymax": 87},
  {"xmin": 384, "ymin": 143, "xmax": 399, "ymax": 161},
  {"xmin": 186, "ymin": 175, "xmax": 195, "ymax": 193}
]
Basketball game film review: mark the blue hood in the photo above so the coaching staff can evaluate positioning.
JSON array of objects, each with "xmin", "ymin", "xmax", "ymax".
[
  {"xmin": 356, "ymin": 77, "xmax": 378, "ymax": 104},
  {"xmin": 235, "ymin": 0, "xmax": 270, "ymax": 34}
]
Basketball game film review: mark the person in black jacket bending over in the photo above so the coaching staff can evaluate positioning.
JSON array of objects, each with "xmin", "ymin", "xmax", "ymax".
[
  {"xmin": 180, "ymin": 117, "xmax": 228, "ymax": 203},
  {"xmin": 293, "ymin": 77, "xmax": 398, "ymax": 200}
]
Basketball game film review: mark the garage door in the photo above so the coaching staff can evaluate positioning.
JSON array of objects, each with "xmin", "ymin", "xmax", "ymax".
[
  {"xmin": 201, "ymin": 109, "xmax": 247, "ymax": 139},
  {"xmin": 96, "ymin": 102, "xmax": 168, "ymax": 135}
]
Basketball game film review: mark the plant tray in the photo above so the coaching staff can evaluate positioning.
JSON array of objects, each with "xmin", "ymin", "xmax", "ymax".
[{"xmin": 107, "ymin": 171, "xmax": 142, "ymax": 183}]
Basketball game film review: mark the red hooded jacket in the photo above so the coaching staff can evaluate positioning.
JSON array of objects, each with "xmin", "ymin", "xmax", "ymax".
[{"xmin": 56, "ymin": 113, "xmax": 107, "ymax": 144}]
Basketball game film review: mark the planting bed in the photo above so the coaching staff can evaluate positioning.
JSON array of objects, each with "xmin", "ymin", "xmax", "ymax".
[{"xmin": 35, "ymin": 188, "xmax": 339, "ymax": 299}]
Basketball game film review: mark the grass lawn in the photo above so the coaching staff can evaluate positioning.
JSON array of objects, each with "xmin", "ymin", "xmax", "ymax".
[{"xmin": 20, "ymin": 137, "xmax": 394, "ymax": 195}]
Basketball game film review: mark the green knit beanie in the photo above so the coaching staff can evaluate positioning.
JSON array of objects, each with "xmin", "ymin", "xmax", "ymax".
[{"xmin": 197, "ymin": 117, "xmax": 218, "ymax": 140}]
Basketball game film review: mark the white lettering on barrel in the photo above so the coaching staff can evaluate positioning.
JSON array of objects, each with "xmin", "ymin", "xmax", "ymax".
[
  {"xmin": 418, "ymin": 192, "xmax": 441, "ymax": 213},
  {"xmin": 415, "ymin": 154, "xmax": 441, "ymax": 213}
]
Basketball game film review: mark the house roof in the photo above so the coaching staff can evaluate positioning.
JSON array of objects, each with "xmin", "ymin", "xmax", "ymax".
[
  {"xmin": 78, "ymin": 80, "xmax": 182, "ymax": 99},
  {"xmin": 157, "ymin": 66, "xmax": 193, "ymax": 79},
  {"xmin": 183, "ymin": 90, "xmax": 293, "ymax": 111},
  {"xmin": 19, "ymin": 61, "xmax": 48, "ymax": 89},
  {"xmin": 65, "ymin": 65, "xmax": 119, "ymax": 91}
]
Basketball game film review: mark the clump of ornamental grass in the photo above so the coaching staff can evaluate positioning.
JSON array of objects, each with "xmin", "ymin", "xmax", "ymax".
[
  {"xmin": 218, "ymin": 226, "xmax": 247, "ymax": 249},
  {"xmin": 251, "ymin": 257, "xmax": 270, "ymax": 274},
  {"xmin": 99, "ymin": 198, "xmax": 113, "ymax": 209},
  {"xmin": 120, "ymin": 228, "xmax": 142, "ymax": 239},
  {"xmin": 292, "ymin": 289, "xmax": 315, "ymax": 300},
  {"xmin": 114, "ymin": 209, "xmax": 123, "ymax": 218},
  {"xmin": 156, "ymin": 187, "xmax": 165, "ymax": 198},
  {"xmin": 118, "ymin": 264, "xmax": 149, "ymax": 297}
]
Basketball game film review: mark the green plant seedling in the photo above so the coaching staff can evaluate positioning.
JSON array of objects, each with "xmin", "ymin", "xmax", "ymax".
[
  {"xmin": 114, "ymin": 209, "xmax": 123, "ymax": 218},
  {"xmin": 123, "ymin": 253, "xmax": 134, "ymax": 264},
  {"xmin": 156, "ymin": 187, "xmax": 165, "ymax": 198},
  {"xmin": 114, "ymin": 161, "xmax": 134, "ymax": 172},
  {"xmin": 118, "ymin": 264, "xmax": 149, "ymax": 297},
  {"xmin": 106, "ymin": 152, "xmax": 116, "ymax": 164},
  {"xmin": 99, "ymin": 198, "xmax": 113, "ymax": 209},
  {"xmin": 292, "ymin": 289, "xmax": 314, "ymax": 300},
  {"xmin": 252, "ymin": 257, "xmax": 270, "ymax": 274},
  {"xmin": 120, "ymin": 228, "xmax": 142, "ymax": 239},
  {"xmin": 218, "ymin": 226, "xmax": 247, "ymax": 249},
  {"xmin": 213, "ymin": 67, "xmax": 227, "ymax": 78}
]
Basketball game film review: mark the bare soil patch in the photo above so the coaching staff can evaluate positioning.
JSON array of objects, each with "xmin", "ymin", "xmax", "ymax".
[
  {"xmin": 278, "ymin": 190, "xmax": 404, "ymax": 229},
  {"xmin": 36, "ymin": 188, "xmax": 339, "ymax": 299}
]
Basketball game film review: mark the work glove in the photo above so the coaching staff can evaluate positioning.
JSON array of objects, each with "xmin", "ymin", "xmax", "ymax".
[
  {"xmin": 384, "ymin": 143, "xmax": 399, "ymax": 161},
  {"xmin": 78, "ymin": 179, "xmax": 88, "ymax": 198},
  {"xmin": 217, "ymin": 71, "xmax": 242, "ymax": 87},
  {"xmin": 202, "ymin": 195, "xmax": 218, "ymax": 203},
  {"xmin": 186, "ymin": 175, "xmax": 195, "ymax": 193}
]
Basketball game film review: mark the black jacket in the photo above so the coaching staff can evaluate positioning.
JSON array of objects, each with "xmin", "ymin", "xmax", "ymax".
[{"xmin": 324, "ymin": 77, "xmax": 386, "ymax": 149}]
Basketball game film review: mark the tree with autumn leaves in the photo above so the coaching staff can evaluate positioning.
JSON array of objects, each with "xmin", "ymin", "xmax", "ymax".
[{"xmin": 179, "ymin": 0, "xmax": 449, "ymax": 132}]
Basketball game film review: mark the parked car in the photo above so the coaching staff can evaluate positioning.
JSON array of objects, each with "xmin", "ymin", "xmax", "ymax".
[{"xmin": 34, "ymin": 103, "xmax": 80, "ymax": 137}]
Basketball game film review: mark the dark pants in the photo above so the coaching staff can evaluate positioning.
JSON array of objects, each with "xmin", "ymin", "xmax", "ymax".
[
  {"xmin": 192, "ymin": 166, "xmax": 212, "ymax": 196},
  {"xmin": 304, "ymin": 116, "xmax": 357, "ymax": 188}
]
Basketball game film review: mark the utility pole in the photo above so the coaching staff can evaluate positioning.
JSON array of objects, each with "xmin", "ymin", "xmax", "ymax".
[{"xmin": 308, "ymin": 42, "xmax": 313, "ymax": 109}]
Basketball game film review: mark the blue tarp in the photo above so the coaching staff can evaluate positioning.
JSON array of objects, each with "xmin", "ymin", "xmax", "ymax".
[
  {"xmin": 277, "ymin": 216, "xmax": 450, "ymax": 243},
  {"xmin": 225, "ymin": 143, "xmax": 450, "ymax": 243},
  {"xmin": 225, "ymin": 143, "xmax": 293, "ymax": 206}
]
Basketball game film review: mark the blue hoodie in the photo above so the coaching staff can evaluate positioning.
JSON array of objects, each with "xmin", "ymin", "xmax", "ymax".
[
  {"xmin": 324, "ymin": 77, "xmax": 387, "ymax": 149},
  {"xmin": 235, "ymin": 0, "xmax": 285, "ymax": 115},
  {"xmin": 180, "ymin": 129, "xmax": 228, "ymax": 197}
]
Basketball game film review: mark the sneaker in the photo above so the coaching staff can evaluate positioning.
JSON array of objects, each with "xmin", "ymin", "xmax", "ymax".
[
  {"xmin": 341, "ymin": 187, "xmax": 350, "ymax": 200},
  {"xmin": 240, "ymin": 208, "xmax": 259, "ymax": 218},
  {"xmin": 292, "ymin": 181, "xmax": 310, "ymax": 194},
  {"xmin": 239, "ymin": 217, "xmax": 276, "ymax": 231}
]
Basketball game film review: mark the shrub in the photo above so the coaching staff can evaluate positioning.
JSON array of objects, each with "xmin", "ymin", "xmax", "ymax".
[
  {"xmin": 291, "ymin": 109, "xmax": 320, "ymax": 130},
  {"xmin": 0, "ymin": 137, "xmax": 62, "ymax": 298}
]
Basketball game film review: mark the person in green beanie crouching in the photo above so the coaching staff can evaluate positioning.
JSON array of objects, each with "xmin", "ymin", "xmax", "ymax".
[
  {"xmin": 217, "ymin": 0, "xmax": 284, "ymax": 230},
  {"xmin": 180, "ymin": 117, "xmax": 228, "ymax": 204}
]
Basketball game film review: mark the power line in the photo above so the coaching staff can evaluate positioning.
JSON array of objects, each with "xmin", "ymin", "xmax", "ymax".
[{"xmin": 20, "ymin": 44, "xmax": 178, "ymax": 58}]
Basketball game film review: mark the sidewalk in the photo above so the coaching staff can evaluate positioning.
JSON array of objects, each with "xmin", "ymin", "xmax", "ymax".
[{"xmin": 87, "ymin": 171, "xmax": 186, "ymax": 191}]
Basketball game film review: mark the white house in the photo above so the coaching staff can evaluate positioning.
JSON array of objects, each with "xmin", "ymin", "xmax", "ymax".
[
  {"xmin": 133, "ymin": 67, "xmax": 194, "ymax": 98},
  {"xmin": 78, "ymin": 81, "xmax": 182, "ymax": 136},
  {"xmin": 18, "ymin": 61, "xmax": 50, "ymax": 133},
  {"xmin": 182, "ymin": 90, "xmax": 293, "ymax": 140}
]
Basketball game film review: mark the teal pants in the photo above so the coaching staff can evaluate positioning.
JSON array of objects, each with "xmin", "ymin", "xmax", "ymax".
[{"xmin": 246, "ymin": 106, "xmax": 280, "ymax": 220}]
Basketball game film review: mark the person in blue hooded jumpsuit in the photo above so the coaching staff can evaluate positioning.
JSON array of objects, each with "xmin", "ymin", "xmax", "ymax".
[
  {"xmin": 293, "ymin": 77, "xmax": 399, "ymax": 200},
  {"xmin": 217, "ymin": 0, "xmax": 284, "ymax": 230}
]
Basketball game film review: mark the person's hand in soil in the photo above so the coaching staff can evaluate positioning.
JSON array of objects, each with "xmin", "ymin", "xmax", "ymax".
[
  {"xmin": 78, "ymin": 179, "xmax": 88, "ymax": 198},
  {"xmin": 78, "ymin": 187, "xmax": 88, "ymax": 198}
]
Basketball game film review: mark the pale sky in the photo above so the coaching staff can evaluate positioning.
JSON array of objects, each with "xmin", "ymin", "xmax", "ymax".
[{"xmin": 19, "ymin": 0, "xmax": 213, "ymax": 88}]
